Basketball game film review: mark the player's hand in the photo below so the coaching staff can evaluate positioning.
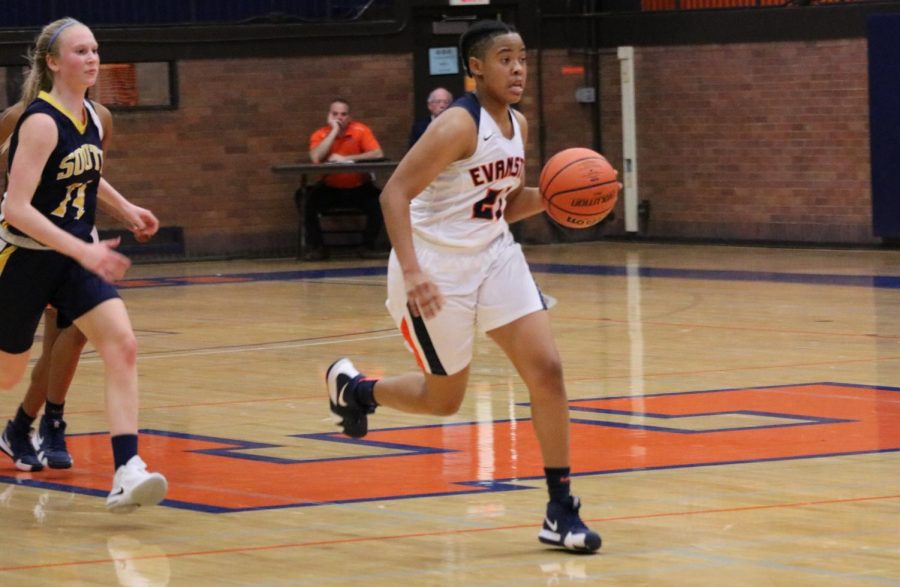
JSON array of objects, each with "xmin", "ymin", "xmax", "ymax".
[
  {"xmin": 405, "ymin": 270, "xmax": 444, "ymax": 319},
  {"xmin": 129, "ymin": 206, "xmax": 159, "ymax": 243},
  {"xmin": 80, "ymin": 237, "xmax": 131, "ymax": 283}
]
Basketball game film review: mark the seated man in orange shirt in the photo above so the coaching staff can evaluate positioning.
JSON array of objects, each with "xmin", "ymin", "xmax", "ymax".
[{"xmin": 303, "ymin": 98, "xmax": 385, "ymax": 261}]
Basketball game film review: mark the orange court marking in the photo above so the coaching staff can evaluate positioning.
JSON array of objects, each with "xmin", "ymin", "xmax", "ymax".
[{"xmin": 1, "ymin": 383, "xmax": 898, "ymax": 512}]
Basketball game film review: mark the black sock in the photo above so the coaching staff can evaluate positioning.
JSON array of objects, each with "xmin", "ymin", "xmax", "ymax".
[
  {"xmin": 111, "ymin": 434, "xmax": 138, "ymax": 471},
  {"xmin": 545, "ymin": 467, "xmax": 572, "ymax": 504},
  {"xmin": 44, "ymin": 400, "xmax": 65, "ymax": 420},
  {"xmin": 355, "ymin": 378, "xmax": 378, "ymax": 410},
  {"xmin": 12, "ymin": 404, "xmax": 36, "ymax": 432}
]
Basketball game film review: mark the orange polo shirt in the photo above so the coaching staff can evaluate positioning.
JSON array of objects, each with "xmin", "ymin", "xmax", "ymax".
[{"xmin": 309, "ymin": 120, "xmax": 382, "ymax": 189}]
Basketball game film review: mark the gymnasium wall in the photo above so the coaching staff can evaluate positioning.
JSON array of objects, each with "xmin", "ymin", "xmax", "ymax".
[
  {"xmin": 93, "ymin": 50, "xmax": 613, "ymax": 258},
  {"xmin": 538, "ymin": 4, "xmax": 878, "ymax": 246},
  {"xmin": 0, "ymin": 2, "xmax": 884, "ymax": 257},
  {"xmin": 591, "ymin": 39, "xmax": 872, "ymax": 243},
  {"xmin": 97, "ymin": 55, "xmax": 416, "ymax": 257},
  {"xmin": 96, "ymin": 37, "xmax": 872, "ymax": 258}
]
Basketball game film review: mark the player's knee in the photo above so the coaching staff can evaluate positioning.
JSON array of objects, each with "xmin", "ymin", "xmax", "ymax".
[
  {"xmin": 103, "ymin": 330, "xmax": 138, "ymax": 367},
  {"xmin": 118, "ymin": 333, "xmax": 139, "ymax": 366},
  {"xmin": 539, "ymin": 353, "xmax": 564, "ymax": 379},
  {"xmin": 59, "ymin": 326, "xmax": 89, "ymax": 353},
  {"xmin": 429, "ymin": 401, "xmax": 461, "ymax": 417},
  {"xmin": 71, "ymin": 328, "xmax": 89, "ymax": 348},
  {"xmin": 530, "ymin": 356, "xmax": 566, "ymax": 396},
  {"xmin": 427, "ymin": 395, "xmax": 464, "ymax": 416}
]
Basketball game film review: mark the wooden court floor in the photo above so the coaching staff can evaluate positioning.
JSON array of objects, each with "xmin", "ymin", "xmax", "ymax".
[{"xmin": 2, "ymin": 241, "xmax": 900, "ymax": 586}]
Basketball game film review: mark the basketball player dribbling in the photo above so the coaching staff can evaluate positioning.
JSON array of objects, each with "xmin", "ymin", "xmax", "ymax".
[
  {"xmin": 326, "ymin": 19, "xmax": 601, "ymax": 552},
  {"xmin": 0, "ymin": 18, "xmax": 167, "ymax": 512}
]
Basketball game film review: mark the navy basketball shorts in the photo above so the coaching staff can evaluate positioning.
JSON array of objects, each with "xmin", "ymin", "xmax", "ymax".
[
  {"xmin": 54, "ymin": 307, "xmax": 75, "ymax": 330},
  {"xmin": 0, "ymin": 243, "xmax": 120, "ymax": 354}
]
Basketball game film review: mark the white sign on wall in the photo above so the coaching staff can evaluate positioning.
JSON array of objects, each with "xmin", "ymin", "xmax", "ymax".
[
  {"xmin": 449, "ymin": 0, "xmax": 490, "ymax": 5},
  {"xmin": 429, "ymin": 47, "xmax": 459, "ymax": 76}
]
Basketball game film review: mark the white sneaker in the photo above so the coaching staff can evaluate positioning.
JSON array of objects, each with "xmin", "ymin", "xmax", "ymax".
[{"xmin": 106, "ymin": 455, "xmax": 168, "ymax": 514}]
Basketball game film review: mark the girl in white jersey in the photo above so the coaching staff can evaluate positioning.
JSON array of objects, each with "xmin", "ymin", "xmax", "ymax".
[{"xmin": 326, "ymin": 19, "xmax": 601, "ymax": 553}]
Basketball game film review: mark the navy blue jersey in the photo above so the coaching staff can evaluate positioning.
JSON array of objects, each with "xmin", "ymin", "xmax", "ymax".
[
  {"xmin": 0, "ymin": 93, "xmax": 117, "ymax": 354},
  {"xmin": 6, "ymin": 91, "xmax": 103, "ymax": 243}
]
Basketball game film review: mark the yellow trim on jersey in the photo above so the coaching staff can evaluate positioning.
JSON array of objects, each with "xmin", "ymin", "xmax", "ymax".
[
  {"xmin": 0, "ymin": 243, "xmax": 18, "ymax": 276},
  {"xmin": 37, "ymin": 91, "xmax": 87, "ymax": 134}
]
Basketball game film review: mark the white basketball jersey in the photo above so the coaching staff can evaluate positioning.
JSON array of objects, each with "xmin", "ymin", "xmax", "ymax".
[{"xmin": 409, "ymin": 93, "xmax": 525, "ymax": 250}]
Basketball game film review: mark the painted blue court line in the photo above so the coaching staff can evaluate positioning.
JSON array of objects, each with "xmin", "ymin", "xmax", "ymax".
[
  {"xmin": 117, "ymin": 262, "xmax": 900, "ymax": 291},
  {"xmin": 528, "ymin": 263, "xmax": 900, "ymax": 288}
]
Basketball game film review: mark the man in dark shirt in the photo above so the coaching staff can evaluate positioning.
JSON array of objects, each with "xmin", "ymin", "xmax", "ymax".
[{"xmin": 407, "ymin": 87, "xmax": 453, "ymax": 149}]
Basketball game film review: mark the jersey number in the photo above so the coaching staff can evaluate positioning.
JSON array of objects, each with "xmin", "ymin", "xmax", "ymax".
[
  {"xmin": 51, "ymin": 182, "xmax": 89, "ymax": 220},
  {"xmin": 472, "ymin": 185, "xmax": 514, "ymax": 221}
]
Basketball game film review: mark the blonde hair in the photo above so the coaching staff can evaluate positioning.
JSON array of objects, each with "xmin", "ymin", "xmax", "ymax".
[{"xmin": 2, "ymin": 18, "xmax": 82, "ymax": 154}]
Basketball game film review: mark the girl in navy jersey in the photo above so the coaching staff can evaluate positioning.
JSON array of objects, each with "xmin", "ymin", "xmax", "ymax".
[
  {"xmin": 326, "ymin": 19, "xmax": 601, "ymax": 552},
  {"xmin": 0, "ymin": 99, "xmax": 107, "ymax": 474},
  {"xmin": 0, "ymin": 18, "xmax": 167, "ymax": 513}
]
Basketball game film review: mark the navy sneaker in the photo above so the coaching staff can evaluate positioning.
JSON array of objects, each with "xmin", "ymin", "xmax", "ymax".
[
  {"xmin": 0, "ymin": 420, "xmax": 43, "ymax": 472},
  {"xmin": 32, "ymin": 416, "xmax": 73, "ymax": 469},
  {"xmin": 326, "ymin": 358, "xmax": 374, "ymax": 439},
  {"xmin": 538, "ymin": 495, "xmax": 602, "ymax": 553}
]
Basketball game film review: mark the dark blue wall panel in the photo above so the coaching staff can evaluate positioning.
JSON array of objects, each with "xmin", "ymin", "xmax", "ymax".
[
  {"xmin": 868, "ymin": 15, "xmax": 900, "ymax": 238},
  {"xmin": 0, "ymin": 1, "xmax": 390, "ymax": 27}
]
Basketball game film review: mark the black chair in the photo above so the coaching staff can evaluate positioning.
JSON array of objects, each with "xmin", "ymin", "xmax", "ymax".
[
  {"xmin": 317, "ymin": 207, "xmax": 368, "ymax": 248},
  {"xmin": 293, "ymin": 182, "xmax": 374, "ymax": 257}
]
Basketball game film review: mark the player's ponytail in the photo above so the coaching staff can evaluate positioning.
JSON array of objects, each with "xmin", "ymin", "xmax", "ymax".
[
  {"xmin": 22, "ymin": 18, "xmax": 80, "ymax": 106},
  {"xmin": 1, "ymin": 18, "xmax": 81, "ymax": 154}
]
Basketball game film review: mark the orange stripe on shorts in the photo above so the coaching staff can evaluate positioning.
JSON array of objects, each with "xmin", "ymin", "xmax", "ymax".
[{"xmin": 400, "ymin": 316, "xmax": 425, "ymax": 372}]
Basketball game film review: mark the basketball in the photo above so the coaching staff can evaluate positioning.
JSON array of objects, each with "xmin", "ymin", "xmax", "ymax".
[{"xmin": 539, "ymin": 148, "xmax": 620, "ymax": 229}]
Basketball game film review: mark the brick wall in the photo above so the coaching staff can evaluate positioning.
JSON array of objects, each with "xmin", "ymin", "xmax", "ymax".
[
  {"xmin": 80, "ymin": 37, "xmax": 876, "ymax": 256},
  {"xmin": 522, "ymin": 50, "xmax": 607, "ymax": 245},
  {"xmin": 98, "ymin": 54, "xmax": 414, "ymax": 257},
  {"xmin": 583, "ymin": 39, "xmax": 871, "ymax": 243}
]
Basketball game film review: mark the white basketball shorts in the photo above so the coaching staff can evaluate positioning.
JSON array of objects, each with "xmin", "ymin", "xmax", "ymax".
[{"xmin": 386, "ymin": 231, "xmax": 546, "ymax": 376}]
